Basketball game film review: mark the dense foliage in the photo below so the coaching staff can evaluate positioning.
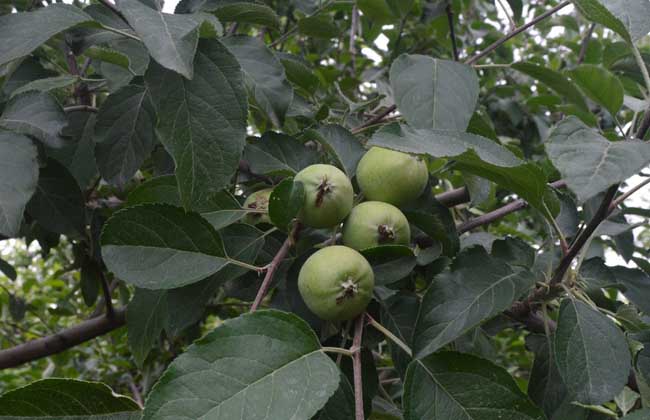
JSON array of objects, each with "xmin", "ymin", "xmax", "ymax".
[{"xmin": 1, "ymin": 0, "xmax": 650, "ymax": 419}]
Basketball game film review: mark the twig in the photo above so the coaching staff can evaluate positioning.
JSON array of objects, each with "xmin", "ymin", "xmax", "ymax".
[
  {"xmin": 446, "ymin": 4, "xmax": 459, "ymax": 61},
  {"xmin": 351, "ymin": 104, "xmax": 397, "ymax": 134},
  {"xmin": 269, "ymin": 0, "xmax": 333, "ymax": 47},
  {"xmin": 349, "ymin": 5, "xmax": 359, "ymax": 70},
  {"xmin": 352, "ymin": 315, "xmax": 365, "ymax": 420},
  {"xmin": 366, "ymin": 314, "xmax": 412, "ymax": 357},
  {"xmin": 99, "ymin": 271, "xmax": 114, "ymax": 318},
  {"xmin": 609, "ymin": 176, "xmax": 650, "ymax": 211},
  {"xmin": 126, "ymin": 374, "xmax": 143, "ymax": 408},
  {"xmin": 99, "ymin": 24, "xmax": 141, "ymax": 42},
  {"xmin": 632, "ymin": 41, "xmax": 650, "ymax": 96},
  {"xmin": 250, "ymin": 223, "xmax": 301, "ymax": 311},
  {"xmin": 577, "ymin": 23, "xmax": 596, "ymax": 65},
  {"xmin": 465, "ymin": 1, "xmax": 571, "ymax": 65},
  {"xmin": 495, "ymin": 0, "xmax": 516, "ymax": 30},
  {"xmin": 64, "ymin": 105, "xmax": 99, "ymax": 113}
]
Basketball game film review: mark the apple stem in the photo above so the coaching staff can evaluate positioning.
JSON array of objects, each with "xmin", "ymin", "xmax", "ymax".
[
  {"xmin": 315, "ymin": 177, "xmax": 331, "ymax": 207},
  {"xmin": 352, "ymin": 314, "xmax": 365, "ymax": 420}
]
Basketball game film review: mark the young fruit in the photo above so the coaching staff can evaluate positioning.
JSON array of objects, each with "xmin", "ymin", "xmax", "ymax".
[
  {"xmin": 298, "ymin": 245, "xmax": 374, "ymax": 321},
  {"xmin": 356, "ymin": 147, "xmax": 428, "ymax": 207},
  {"xmin": 342, "ymin": 201, "xmax": 410, "ymax": 250},
  {"xmin": 294, "ymin": 164, "xmax": 354, "ymax": 228},
  {"xmin": 242, "ymin": 188, "xmax": 273, "ymax": 225}
]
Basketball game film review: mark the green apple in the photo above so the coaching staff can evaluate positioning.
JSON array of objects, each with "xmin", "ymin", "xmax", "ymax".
[
  {"xmin": 294, "ymin": 164, "xmax": 354, "ymax": 228},
  {"xmin": 242, "ymin": 188, "xmax": 273, "ymax": 225},
  {"xmin": 298, "ymin": 245, "xmax": 374, "ymax": 321},
  {"xmin": 342, "ymin": 201, "xmax": 410, "ymax": 250},
  {"xmin": 356, "ymin": 147, "xmax": 428, "ymax": 206}
]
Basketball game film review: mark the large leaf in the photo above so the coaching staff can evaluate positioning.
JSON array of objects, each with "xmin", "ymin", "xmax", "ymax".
[
  {"xmin": 101, "ymin": 204, "xmax": 229, "ymax": 289},
  {"xmin": 0, "ymin": 378, "xmax": 139, "ymax": 415},
  {"xmin": 573, "ymin": 0, "xmax": 650, "ymax": 43},
  {"xmin": 512, "ymin": 62, "xmax": 588, "ymax": 110},
  {"xmin": 403, "ymin": 352, "xmax": 545, "ymax": 419},
  {"xmin": 369, "ymin": 123, "xmax": 554, "ymax": 214},
  {"xmin": 390, "ymin": 54, "xmax": 478, "ymax": 131},
  {"xmin": 567, "ymin": 65, "xmax": 624, "ymax": 116},
  {"xmin": 0, "ymin": 131, "xmax": 38, "ymax": 237},
  {"xmin": 243, "ymin": 131, "xmax": 318, "ymax": 176},
  {"xmin": 413, "ymin": 246, "xmax": 536, "ymax": 358},
  {"xmin": 222, "ymin": 35, "xmax": 293, "ymax": 127},
  {"xmin": 176, "ymin": 0, "xmax": 280, "ymax": 28},
  {"xmin": 141, "ymin": 310, "xmax": 339, "ymax": 420},
  {"xmin": 307, "ymin": 124, "xmax": 365, "ymax": 177},
  {"xmin": 0, "ymin": 91, "xmax": 67, "ymax": 148},
  {"xmin": 553, "ymin": 299, "xmax": 631, "ymax": 404},
  {"xmin": 0, "ymin": 4, "xmax": 94, "ymax": 67},
  {"xmin": 546, "ymin": 116, "xmax": 650, "ymax": 202},
  {"xmin": 94, "ymin": 84, "xmax": 157, "ymax": 187},
  {"xmin": 146, "ymin": 39, "xmax": 247, "ymax": 209}
]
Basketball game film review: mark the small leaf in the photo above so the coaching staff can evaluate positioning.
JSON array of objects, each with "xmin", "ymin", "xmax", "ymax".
[
  {"xmin": 94, "ymin": 84, "xmax": 157, "ymax": 187},
  {"xmin": 390, "ymin": 54, "xmax": 479, "ymax": 131},
  {"xmin": 81, "ymin": 258, "xmax": 102, "ymax": 307},
  {"xmin": 609, "ymin": 266, "xmax": 650, "ymax": 315},
  {"xmin": 101, "ymin": 204, "xmax": 229, "ymax": 289},
  {"xmin": 404, "ymin": 352, "xmax": 545, "ymax": 419},
  {"xmin": 546, "ymin": 116, "xmax": 650, "ymax": 202},
  {"xmin": 0, "ymin": 378, "xmax": 139, "ymax": 415},
  {"xmin": 554, "ymin": 299, "xmax": 631, "ymax": 404},
  {"xmin": 567, "ymin": 64, "xmax": 624, "ymax": 115},
  {"xmin": 308, "ymin": 124, "xmax": 365, "ymax": 177},
  {"xmin": 141, "ymin": 310, "xmax": 339, "ymax": 420},
  {"xmin": 413, "ymin": 246, "xmax": 536, "ymax": 358},
  {"xmin": 361, "ymin": 245, "xmax": 416, "ymax": 286},
  {"xmin": 269, "ymin": 177, "xmax": 305, "ymax": 231},
  {"xmin": 0, "ymin": 131, "xmax": 38, "ymax": 237},
  {"xmin": 0, "ymin": 257, "xmax": 17, "ymax": 281},
  {"xmin": 243, "ymin": 131, "xmax": 318, "ymax": 176},
  {"xmin": 9, "ymin": 75, "xmax": 78, "ymax": 98},
  {"xmin": 513, "ymin": 62, "xmax": 588, "ymax": 110},
  {"xmin": 0, "ymin": 91, "xmax": 67, "ymax": 148}
]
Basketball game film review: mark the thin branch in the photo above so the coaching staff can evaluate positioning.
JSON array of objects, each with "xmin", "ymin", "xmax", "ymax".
[
  {"xmin": 98, "ymin": 271, "xmax": 115, "ymax": 318},
  {"xmin": 446, "ymin": 4, "xmax": 459, "ymax": 61},
  {"xmin": 0, "ymin": 309, "xmax": 126, "ymax": 369},
  {"xmin": 322, "ymin": 346, "xmax": 355, "ymax": 357},
  {"xmin": 366, "ymin": 314, "xmax": 412, "ymax": 357},
  {"xmin": 351, "ymin": 104, "xmax": 397, "ymax": 134},
  {"xmin": 636, "ymin": 108, "xmax": 650, "ymax": 140},
  {"xmin": 99, "ymin": 24, "xmax": 141, "ymax": 42},
  {"xmin": 250, "ymin": 223, "xmax": 301, "ymax": 312},
  {"xmin": 577, "ymin": 23, "xmax": 596, "ymax": 65},
  {"xmin": 64, "ymin": 105, "xmax": 99, "ymax": 113},
  {"xmin": 632, "ymin": 41, "xmax": 650, "ymax": 96},
  {"xmin": 610, "ymin": 176, "xmax": 650, "ymax": 211},
  {"xmin": 352, "ymin": 315, "xmax": 365, "ymax": 420},
  {"xmin": 269, "ymin": 0, "xmax": 333, "ymax": 47},
  {"xmin": 465, "ymin": 1, "xmax": 571, "ymax": 65},
  {"xmin": 436, "ymin": 186, "xmax": 470, "ymax": 207},
  {"xmin": 349, "ymin": 5, "xmax": 359, "ymax": 70},
  {"xmin": 495, "ymin": 0, "xmax": 516, "ymax": 30}
]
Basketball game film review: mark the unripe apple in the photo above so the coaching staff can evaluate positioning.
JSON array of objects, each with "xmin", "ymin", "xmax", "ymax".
[
  {"xmin": 298, "ymin": 245, "xmax": 374, "ymax": 321},
  {"xmin": 242, "ymin": 188, "xmax": 273, "ymax": 225},
  {"xmin": 356, "ymin": 147, "xmax": 428, "ymax": 207},
  {"xmin": 342, "ymin": 201, "xmax": 410, "ymax": 250},
  {"xmin": 294, "ymin": 164, "xmax": 354, "ymax": 228}
]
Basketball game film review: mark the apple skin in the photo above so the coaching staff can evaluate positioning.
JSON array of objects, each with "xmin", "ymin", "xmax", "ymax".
[
  {"xmin": 342, "ymin": 201, "xmax": 411, "ymax": 250},
  {"xmin": 294, "ymin": 164, "xmax": 354, "ymax": 228},
  {"xmin": 298, "ymin": 245, "xmax": 374, "ymax": 321},
  {"xmin": 242, "ymin": 188, "xmax": 273, "ymax": 225},
  {"xmin": 356, "ymin": 147, "xmax": 428, "ymax": 207}
]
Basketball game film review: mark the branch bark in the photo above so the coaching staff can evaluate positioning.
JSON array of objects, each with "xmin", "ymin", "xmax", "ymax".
[
  {"xmin": 352, "ymin": 315, "xmax": 365, "ymax": 420},
  {"xmin": 446, "ymin": 5, "xmax": 459, "ymax": 61}
]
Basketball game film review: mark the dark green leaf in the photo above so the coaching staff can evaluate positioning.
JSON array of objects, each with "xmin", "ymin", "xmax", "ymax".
[
  {"xmin": 0, "ymin": 257, "xmax": 17, "ymax": 280},
  {"xmin": 413, "ymin": 246, "xmax": 536, "ymax": 358},
  {"xmin": 141, "ymin": 310, "xmax": 339, "ymax": 420},
  {"xmin": 9, "ymin": 75, "xmax": 78, "ymax": 98},
  {"xmin": 567, "ymin": 65, "xmax": 624, "ymax": 115},
  {"xmin": 621, "ymin": 409, "xmax": 650, "ymax": 420},
  {"xmin": 8, "ymin": 294, "xmax": 26, "ymax": 321},
  {"xmin": 361, "ymin": 245, "xmax": 416, "ymax": 286},
  {"xmin": 554, "ymin": 299, "xmax": 631, "ymax": 404},
  {"xmin": 81, "ymin": 258, "xmax": 102, "ymax": 306},
  {"xmin": 0, "ymin": 130, "xmax": 38, "ymax": 237},
  {"xmin": 313, "ymin": 373, "xmax": 355, "ymax": 420},
  {"xmin": 403, "ymin": 194, "xmax": 458, "ymax": 257},
  {"xmin": 308, "ymin": 124, "xmax": 365, "ymax": 177},
  {"xmin": 298, "ymin": 14, "xmax": 339, "ymax": 39},
  {"xmin": 573, "ymin": 0, "xmax": 650, "ymax": 43},
  {"xmin": 269, "ymin": 177, "xmax": 305, "ymax": 231},
  {"xmin": 610, "ymin": 266, "xmax": 650, "ymax": 315},
  {"xmin": 127, "ymin": 288, "xmax": 167, "ymax": 367},
  {"xmin": 243, "ymin": 131, "xmax": 318, "ymax": 176},
  {"xmin": 492, "ymin": 236, "xmax": 535, "ymax": 268},
  {"xmin": 380, "ymin": 292, "xmax": 419, "ymax": 378},
  {"xmin": 579, "ymin": 257, "xmax": 619, "ymax": 291},
  {"xmin": 513, "ymin": 62, "xmax": 588, "ymax": 110},
  {"xmin": 390, "ymin": 54, "xmax": 479, "ymax": 130},
  {"xmin": 0, "ymin": 91, "xmax": 67, "ymax": 148},
  {"xmin": 178, "ymin": 0, "xmax": 279, "ymax": 28},
  {"xmin": 146, "ymin": 39, "xmax": 247, "ymax": 209},
  {"xmin": 404, "ymin": 352, "xmax": 545, "ymax": 419},
  {"xmin": 278, "ymin": 53, "xmax": 320, "ymax": 94}
]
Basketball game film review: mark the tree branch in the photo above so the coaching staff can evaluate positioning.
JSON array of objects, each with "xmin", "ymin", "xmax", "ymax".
[
  {"xmin": 0, "ymin": 309, "xmax": 126, "ymax": 369},
  {"xmin": 436, "ymin": 186, "xmax": 470, "ymax": 207},
  {"xmin": 250, "ymin": 223, "xmax": 301, "ymax": 312},
  {"xmin": 446, "ymin": 4, "xmax": 459, "ymax": 61},
  {"xmin": 99, "ymin": 271, "xmax": 114, "ymax": 318},
  {"xmin": 64, "ymin": 105, "xmax": 99, "ymax": 113},
  {"xmin": 351, "ymin": 105, "xmax": 397, "ymax": 134},
  {"xmin": 465, "ymin": 1, "xmax": 571, "ymax": 65},
  {"xmin": 577, "ymin": 23, "xmax": 596, "ymax": 65},
  {"xmin": 352, "ymin": 315, "xmax": 365, "ymax": 420}
]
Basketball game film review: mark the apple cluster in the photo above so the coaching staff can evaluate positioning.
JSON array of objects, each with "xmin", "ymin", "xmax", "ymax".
[{"xmin": 244, "ymin": 147, "xmax": 428, "ymax": 321}]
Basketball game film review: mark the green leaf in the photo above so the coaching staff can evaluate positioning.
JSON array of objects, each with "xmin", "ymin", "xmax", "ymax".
[
  {"xmin": 127, "ymin": 288, "xmax": 167, "ymax": 367},
  {"xmin": 403, "ymin": 193, "xmax": 459, "ymax": 257},
  {"xmin": 553, "ymin": 299, "xmax": 631, "ymax": 404},
  {"xmin": 380, "ymin": 292, "xmax": 419, "ymax": 378},
  {"xmin": 0, "ymin": 257, "xmax": 17, "ymax": 281},
  {"xmin": 573, "ymin": 0, "xmax": 650, "ymax": 43},
  {"xmin": 94, "ymin": 84, "xmax": 156, "ymax": 187},
  {"xmin": 0, "ymin": 91, "xmax": 67, "ymax": 148},
  {"xmin": 177, "ymin": 0, "xmax": 279, "ymax": 28},
  {"xmin": 0, "ymin": 130, "xmax": 38, "ymax": 237},
  {"xmin": 298, "ymin": 14, "xmax": 339, "ymax": 39},
  {"xmin": 0, "ymin": 378, "xmax": 139, "ymax": 415},
  {"xmin": 9, "ymin": 75, "xmax": 78, "ymax": 98},
  {"xmin": 313, "ymin": 373, "xmax": 355, "ymax": 420},
  {"xmin": 198, "ymin": 191, "xmax": 249, "ymax": 230},
  {"xmin": 622, "ymin": 409, "xmax": 650, "ymax": 420},
  {"xmin": 609, "ymin": 266, "xmax": 650, "ymax": 315},
  {"xmin": 243, "ymin": 131, "xmax": 318, "ymax": 176},
  {"xmin": 369, "ymin": 123, "xmax": 555, "ymax": 215},
  {"xmin": 141, "ymin": 310, "xmax": 339, "ymax": 420},
  {"xmin": 269, "ymin": 177, "xmax": 305, "ymax": 231},
  {"xmin": 222, "ymin": 35, "xmax": 293, "ymax": 127},
  {"xmin": 26, "ymin": 159, "xmax": 86, "ymax": 237},
  {"xmin": 80, "ymin": 258, "xmax": 102, "ymax": 306},
  {"xmin": 512, "ymin": 62, "xmax": 588, "ymax": 111},
  {"xmin": 0, "ymin": 4, "xmax": 94, "ymax": 67},
  {"xmin": 101, "ymin": 204, "xmax": 229, "ymax": 289},
  {"xmin": 127, "ymin": 174, "xmax": 180, "ymax": 206},
  {"xmin": 278, "ymin": 53, "xmax": 320, "ymax": 94},
  {"xmin": 146, "ymin": 39, "xmax": 247, "ymax": 210},
  {"xmin": 307, "ymin": 124, "xmax": 365, "ymax": 177},
  {"xmin": 578, "ymin": 257, "xmax": 619, "ymax": 291},
  {"xmin": 567, "ymin": 64, "xmax": 624, "ymax": 115},
  {"xmin": 390, "ymin": 54, "xmax": 479, "ymax": 130},
  {"xmin": 404, "ymin": 352, "xmax": 545, "ymax": 420},
  {"xmin": 546, "ymin": 116, "xmax": 650, "ymax": 202},
  {"xmin": 361, "ymin": 245, "xmax": 416, "ymax": 286},
  {"xmin": 413, "ymin": 246, "xmax": 536, "ymax": 359}
]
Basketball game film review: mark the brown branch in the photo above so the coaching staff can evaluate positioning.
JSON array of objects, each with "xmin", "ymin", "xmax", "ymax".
[
  {"xmin": 436, "ymin": 186, "xmax": 471, "ymax": 207},
  {"xmin": 64, "ymin": 105, "xmax": 99, "ymax": 113},
  {"xmin": 250, "ymin": 223, "xmax": 301, "ymax": 312},
  {"xmin": 0, "ymin": 309, "xmax": 126, "ymax": 369},
  {"xmin": 446, "ymin": 4, "xmax": 459, "ymax": 61},
  {"xmin": 352, "ymin": 315, "xmax": 365, "ymax": 420},
  {"xmin": 577, "ymin": 23, "xmax": 596, "ymax": 65},
  {"xmin": 465, "ymin": 1, "xmax": 571, "ymax": 65},
  {"xmin": 349, "ymin": 5, "xmax": 359, "ymax": 70},
  {"xmin": 99, "ymin": 271, "xmax": 114, "ymax": 318},
  {"xmin": 351, "ymin": 104, "xmax": 397, "ymax": 134}
]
